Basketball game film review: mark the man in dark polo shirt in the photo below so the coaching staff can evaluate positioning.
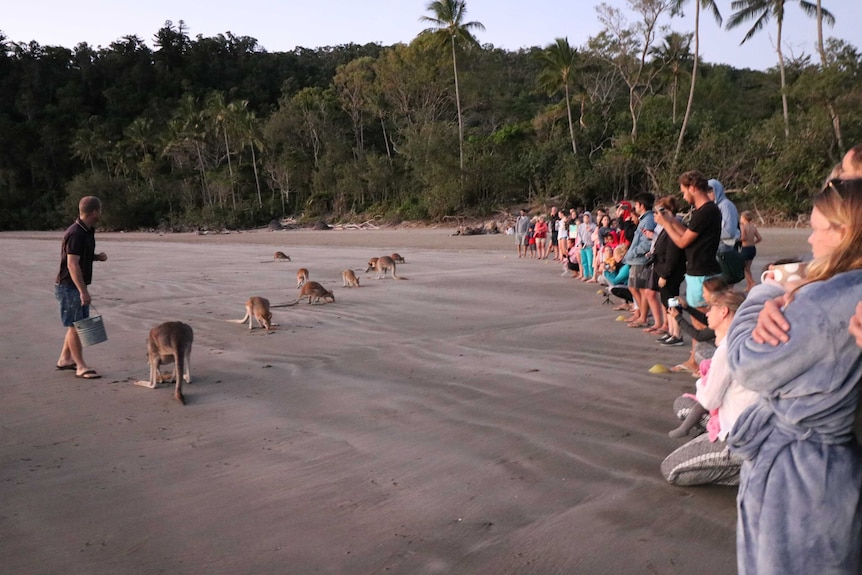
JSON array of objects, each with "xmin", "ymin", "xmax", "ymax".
[{"xmin": 55, "ymin": 196, "xmax": 107, "ymax": 379}]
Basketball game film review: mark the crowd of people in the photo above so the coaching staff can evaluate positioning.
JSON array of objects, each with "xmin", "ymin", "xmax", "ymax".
[{"xmin": 510, "ymin": 143, "xmax": 862, "ymax": 574}]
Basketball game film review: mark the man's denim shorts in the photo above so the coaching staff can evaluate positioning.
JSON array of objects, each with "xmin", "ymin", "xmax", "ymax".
[{"xmin": 55, "ymin": 283, "xmax": 88, "ymax": 327}]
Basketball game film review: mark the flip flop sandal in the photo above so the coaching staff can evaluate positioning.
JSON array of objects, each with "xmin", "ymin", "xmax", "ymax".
[
  {"xmin": 55, "ymin": 364, "xmax": 77, "ymax": 371},
  {"xmin": 75, "ymin": 369, "xmax": 102, "ymax": 379}
]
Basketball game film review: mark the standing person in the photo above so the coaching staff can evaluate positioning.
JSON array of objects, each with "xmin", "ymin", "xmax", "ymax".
[
  {"xmin": 546, "ymin": 206, "xmax": 559, "ymax": 259},
  {"xmin": 556, "ymin": 212, "xmax": 569, "ymax": 262},
  {"xmin": 515, "ymin": 209, "xmax": 530, "ymax": 258},
  {"xmin": 533, "ymin": 215, "xmax": 549, "ymax": 260},
  {"xmin": 708, "ymin": 179, "xmax": 740, "ymax": 253},
  {"xmin": 651, "ymin": 196, "xmax": 686, "ymax": 338},
  {"xmin": 739, "ymin": 211, "xmax": 762, "ymax": 291},
  {"xmin": 576, "ymin": 211, "xmax": 597, "ymax": 282},
  {"xmin": 55, "ymin": 196, "xmax": 107, "ymax": 379},
  {"xmin": 654, "ymin": 170, "xmax": 722, "ymax": 310},
  {"xmin": 615, "ymin": 201, "xmax": 637, "ymax": 246},
  {"xmin": 726, "ymin": 178, "xmax": 862, "ymax": 574},
  {"xmin": 621, "ymin": 193, "xmax": 656, "ymax": 327}
]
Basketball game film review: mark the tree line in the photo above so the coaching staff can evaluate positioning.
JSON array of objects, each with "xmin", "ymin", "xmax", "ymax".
[{"xmin": 0, "ymin": 0, "xmax": 860, "ymax": 231}]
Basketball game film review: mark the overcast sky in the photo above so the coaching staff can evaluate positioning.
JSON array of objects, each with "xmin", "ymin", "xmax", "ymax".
[{"xmin": 3, "ymin": 0, "xmax": 860, "ymax": 71}]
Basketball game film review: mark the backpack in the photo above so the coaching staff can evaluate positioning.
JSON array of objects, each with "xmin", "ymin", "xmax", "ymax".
[{"xmin": 716, "ymin": 248, "xmax": 745, "ymax": 285}]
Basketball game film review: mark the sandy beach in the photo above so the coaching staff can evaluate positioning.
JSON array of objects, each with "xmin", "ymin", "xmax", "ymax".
[{"xmin": 0, "ymin": 227, "xmax": 810, "ymax": 574}]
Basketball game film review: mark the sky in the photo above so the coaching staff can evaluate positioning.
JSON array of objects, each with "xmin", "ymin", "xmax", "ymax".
[{"xmin": 3, "ymin": 0, "xmax": 860, "ymax": 71}]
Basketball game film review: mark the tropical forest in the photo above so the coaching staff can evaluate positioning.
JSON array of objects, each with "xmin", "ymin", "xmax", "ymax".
[{"xmin": 0, "ymin": 0, "xmax": 859, "ymax": 231}]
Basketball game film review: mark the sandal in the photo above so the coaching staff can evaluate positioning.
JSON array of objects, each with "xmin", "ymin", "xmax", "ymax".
[
  {"xmin": 627, "ymin": 322, "xmax": 649, "ymax": 328},
  {"xmin": 75, "ymin": 369, "xmax": 102, "ymax": 380}
]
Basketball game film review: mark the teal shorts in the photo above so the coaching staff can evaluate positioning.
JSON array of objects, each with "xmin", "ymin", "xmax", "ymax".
[{"xmin": 684, "ymin": 274, "xmax": 713, "ymax": 308}]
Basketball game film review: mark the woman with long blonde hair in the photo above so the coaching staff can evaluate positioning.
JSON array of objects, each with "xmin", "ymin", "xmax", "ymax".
[{"xmin": 726, "ymin": 178, "xmax": 862, "ymax": 574}]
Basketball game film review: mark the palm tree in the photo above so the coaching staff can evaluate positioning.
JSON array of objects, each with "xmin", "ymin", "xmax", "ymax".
[
  {"xmin": 650, "ymin": 32, "xmax": 692, "ymax": 125},
  {"xmin": 419, "ymin": 0, "xmax": 485, "ymax": 172},
  {"xmin": 726, "ymin": 0, "xmax": 833, "ymax": 138},
  {"xmin": 537, "ymin": 37, "xmax": 580, "ymax": 155},
  {"xmin": 672, "ymin": 0, "xmax": 722, "ymax": 165}
]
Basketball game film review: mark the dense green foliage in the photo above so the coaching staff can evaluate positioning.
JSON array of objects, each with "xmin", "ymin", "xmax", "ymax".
[{"xmin": 0, "ymin": 14, "xmax": 859, "ymax": 231}]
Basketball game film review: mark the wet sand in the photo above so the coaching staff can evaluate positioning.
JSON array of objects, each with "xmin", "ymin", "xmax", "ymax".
[{"xmin": 0, "ymin": 227, "xmax": 810, "ymax": 574}]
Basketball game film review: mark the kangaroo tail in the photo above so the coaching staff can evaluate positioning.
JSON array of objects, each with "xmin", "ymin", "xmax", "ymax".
[{"xmin": 271, "ymin": 300, "xmax": 300, "ymax": 308}]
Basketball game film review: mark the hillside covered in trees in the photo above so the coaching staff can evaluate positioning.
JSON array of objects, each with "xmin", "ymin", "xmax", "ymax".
[{"xmin": 1, "ymin": 0, "xmax": 860, "ymax": 231}]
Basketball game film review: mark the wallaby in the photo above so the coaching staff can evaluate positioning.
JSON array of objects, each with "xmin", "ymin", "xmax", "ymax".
[
  {"xmin": 227, "ymin": 296, "xmax": 278, "ymax": 330},
  {"xmin": 273, "ymin": 281, "xmax": 336, "ymax": 306},
  {"xmin": 368, "ymin": 256, "xmax": 407, "ymax": 280},
  {"xmin": 342, "ymin": 269, "xmax": 360, "ymax": 287},
  {"xmin": 274, "ymin": 251, "xmax": 291, "ymax": 261},
  {"xmin": 296, "ymin": 268, "xmax": 309, "ymax": 289},
  {"xmin": 134, "ymin": 321, "xmax": 193, "ymax": 405},
  {"xmin": 364, "ymin": 257, "xmax": 378, "ymax": 272},
  {"xmin": 390, "ymin": 253, "xmax": 405, "ymax": 263}
]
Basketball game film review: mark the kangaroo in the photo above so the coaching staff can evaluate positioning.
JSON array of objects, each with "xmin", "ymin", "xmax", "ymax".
[
  {"xmin": 365, "ymin": 257, "xmax": 379, "ymax": 272},
  {"xmin": 272, "ymin": 281, "xmax": 336, "ymax": 307},
  {"xmin": 390, "ymin": 253, "xmax": 405, "ymax": 263},
  {"xmin": 227, "ymin": 296, "xmax": 278, "ymax": 330},
  {"xmin": 134, "ymin": 321, "xmax": 193, "ymax": 405},
  {"xmin": 296, "ymin": 268, "xmax": 309, "ymax": 289},
  {"xmin": 342, "ymin": 269, "xmax": 360, "ymax": 288},
  {"xmin": 274, "ymin": 251, "xmax": 291, "ymax": 261},
  {"xmin": 370, "ymin": 255, "xmax": 407, "ymax": 280}
]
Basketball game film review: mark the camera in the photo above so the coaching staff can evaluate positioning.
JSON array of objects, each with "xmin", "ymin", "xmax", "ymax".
[
  {"xmin": 667, "ymin": 297, "xmax": 680, "ymax": 308},
  {"xmin": 654, "ymin": 206, "xmax": 666, "ymax": 214}
]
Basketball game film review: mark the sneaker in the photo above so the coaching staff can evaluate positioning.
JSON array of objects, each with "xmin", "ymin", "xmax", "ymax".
[
  {"xmin": 661, "ymin": 336, "xmax": 685, "ymax": 347},
  {"xmin": 656, "ymin": 334, "xmax": 672, "ymax": 343}
]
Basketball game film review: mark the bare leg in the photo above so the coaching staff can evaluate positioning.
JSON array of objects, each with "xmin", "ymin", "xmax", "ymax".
[
  {"xmin": 743, "ymin": 260, "xmax": 755, "ymax": 291},
  {"xmin": 59, "ymin": 327, "xmax": 90, "ymax": 375},
  {"xmin": 645, "ymin": 290, "xmax": 665, "ymax": 330}
]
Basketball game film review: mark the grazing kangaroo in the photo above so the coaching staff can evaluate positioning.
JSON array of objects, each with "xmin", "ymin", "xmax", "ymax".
[
  {"xmin": 342, "ymin": 269, "xmax": 360, "ymax": 288},
  {"xmin": 134, "ymin": 321, "xmax": 193, "ymax": 405},
  {"xmin": 368, "ymin": 256, "xmax": 407, "ymax": 280},
  {"xmin": 390, "ymin": 253, "xmax": 405, "ymax": 263},
  {"xmin": 365, "ymin": 257, "xmax": 378, "ymax": 272},
  {"xmin": 227, "ymin": 296, "xmax": 278, "ymax": 330},
  {"xmin": 274, "ymin": 251, "xmax": 291, "ymax": 261},
  {"xmin": 273, "ymin": 281, "xmax": 336, "ymax": 306},
  {"xmin": 296, "ymin": 268, "xmax": 309, "ymax": 288}
]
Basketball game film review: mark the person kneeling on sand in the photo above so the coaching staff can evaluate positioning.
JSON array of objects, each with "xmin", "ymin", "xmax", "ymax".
[{"xmin": 661, "ymin": 290, "xmax": 756, "ymax": 486}]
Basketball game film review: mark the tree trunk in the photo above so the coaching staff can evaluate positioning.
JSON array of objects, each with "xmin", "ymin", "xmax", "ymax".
[
  {"xmin": 451, "ymin": 36, "xmax": 464, "ymax": 172},
  {"xmin": 674, "ymin": 1, "xmax": 700, "ymax": 166},
  {"xmin": 816, "ymin": 0, "xmax": 843, "ymax": 151},
  {"xmin": 223, "ymin": 127, "xmax": 235, "ymax": 210},
  {"xmin": 672, "ymin": 73, "xmax": 678, "ymax": 124},
  {"xmin": 251, "ymin": 143, "xmax": 262, "ymax": 208},
  {"xmin": 777, "ymin": 20, "xmax": 790, "ymax": 139},
  {"xmin": 565, "ymin": 83, "xmax": 577, "ymax": 155}
]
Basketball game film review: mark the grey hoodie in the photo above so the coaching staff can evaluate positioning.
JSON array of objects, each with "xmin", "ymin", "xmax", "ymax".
[{"xmin": 709, "ymin": 179, "xmax": 740, "ymax": 246}]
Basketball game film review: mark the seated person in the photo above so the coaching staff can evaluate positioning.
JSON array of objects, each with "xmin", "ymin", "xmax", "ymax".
[
  {"xmin": 563, "ymin": 238, "xmax": 581, "ymax": 277},
  {"xmin": 661, "ymin": 290, "xmax": 757, "ymax": 486},
  {"xmin": 664, "ymin": 276, "xmax": 729, "ymax": 368},
  {"xmin": 604, "ymin": 245, "xmax": 632, "ymax": 310}
]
